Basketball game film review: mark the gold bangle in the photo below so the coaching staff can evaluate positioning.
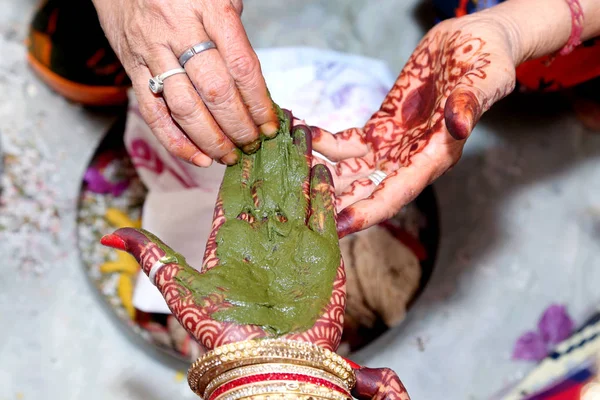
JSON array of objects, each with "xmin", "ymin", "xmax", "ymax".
[
  {"xmin": 187, "ymin": 339, "xmax": 356, "ymax": 397},
  {"xmin": 204, "ymin": 363, "xmax": 349, "ymax": 400},
  {"xmin": 215, "ymin": 380, "xmax": 351, "ymax": 400}
]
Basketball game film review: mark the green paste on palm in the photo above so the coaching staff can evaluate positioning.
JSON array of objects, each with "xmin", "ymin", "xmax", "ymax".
[{"xmin": 170, "ymin": 105, "xmax": 340, "ymax": 336}]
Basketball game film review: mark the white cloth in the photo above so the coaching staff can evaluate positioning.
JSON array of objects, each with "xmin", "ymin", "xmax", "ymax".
[{"xmin": 127, "ymin": 47, "xmax": 396, "ymax": 314}]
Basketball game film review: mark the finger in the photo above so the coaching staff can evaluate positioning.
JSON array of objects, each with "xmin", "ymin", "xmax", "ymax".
[
  {"xmin": 218, "ymin": 154, "xmax": 254, "ymax": 220},
  {"xmin": 445, "ymin": 58, "xmax": 515, "ymax": 140},
  {"xmin": 292, "ymin": 124, "xmax": 313, "ymax": 215},
  {"xmin": 336, "ymin": 158, "xmax": 440, "ymax": 239},
  {"xmin": 331, "ymin": 157, "xmax": 375, "ymax": 193},
  {"xmin": 335, "ymin": 177, "xmax": 376, "ymax": 211},
  {"xmin": 100, "ymin": 227, "xmax": 190, "ymax": 281},
  {"xmin": 144, "ymin": 46, "xmax": 240, "ymax": 165},
  {"xmin": 130, "ymin": 67, "xmax": 213, "ymax": 167},
  {"xmin": 202, "ymin": 2, "xmax": 279, "ymax": 137},
  {"xmin": 353, "ymin": 367, "xmax": 410, "ymax": 400},
  {"xmin": 310, "ymin": 126, "xmax": 369, "ymax": 162},
  {"xmin": 308, "ymin": 164, "xmax": 338, "ymax": 243},
  {"xmin": 173, "ymin": 28, "xmax": 262, "ymax": 154},
  {"xmin": 230, "ymin": 0, "xmax": 244, "ymax": 15},
  {"xmin": 101, "ymin": 228, "xmax": 207, "ymax": 343}
]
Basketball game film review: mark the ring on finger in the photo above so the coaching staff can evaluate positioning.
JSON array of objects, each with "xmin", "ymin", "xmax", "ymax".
[
  {"xmin": 178, "ymin": 41, "xmax": 217, "ymax": 68},
  {"xmin": 368, "ymin": 170, "xmax": 387, "ymax": 186},
  {"xmin": 149, "ymin": 68, "xmax": 187, "ymax": 94}
]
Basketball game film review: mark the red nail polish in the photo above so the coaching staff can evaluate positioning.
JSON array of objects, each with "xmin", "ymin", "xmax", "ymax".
[{"xmin": 100, "ymin": 234, "xmax": 127, "ymax": 251}]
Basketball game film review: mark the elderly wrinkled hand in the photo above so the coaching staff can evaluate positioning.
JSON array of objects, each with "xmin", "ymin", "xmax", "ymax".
[{"xmin": 92, "ymin": 0, "xmax": 278, "ymax": 167}]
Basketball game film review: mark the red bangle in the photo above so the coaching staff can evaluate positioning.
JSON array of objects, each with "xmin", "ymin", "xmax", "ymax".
[{"xmin": 559, "ymin": 0, "xmax": 585, "ymax": 56}]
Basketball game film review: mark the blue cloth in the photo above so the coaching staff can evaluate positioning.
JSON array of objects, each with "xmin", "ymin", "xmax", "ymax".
[{"xmin": 432, "ymin": 0, "xmax": 502, "ymax": 20}]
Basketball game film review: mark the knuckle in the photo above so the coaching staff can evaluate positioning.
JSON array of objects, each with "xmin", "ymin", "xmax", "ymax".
[
  {"xmin": 228, "ymin": 53, "xmax": 259, "ymax": 83},
  {"xmin": 204, "ymin": 136, "xmax": 232, "ymax": 155},
  {"xmin": 139, "ymin": 101, "xmax": 170, "ymax": 131},
  {"xmin": 248, "ymin": 103, "xmax": 274, "ymax": 125},
  {"xmin": 200, "ymin": 74, "xmax": 235, "ymax": 106},
  {"xmin": 234, "ymin": 127, "xmax": 259, "ymax": 144},
  {"xmin": 167, "ymin": 87, "xmax": 201, "ymax": 121},
  {"xmin": 145, "ymin": 0, "xmax": 168, "ymax": 14},
  {"xmin": 231, "ymin": 0, "xmax": 244, "ymax": 15}
]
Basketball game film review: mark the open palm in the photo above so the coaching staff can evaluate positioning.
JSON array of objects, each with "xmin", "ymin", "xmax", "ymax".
[
  {"xmin": 311, "ymin": 17, "xmax": 519, "ymax": 238},
  {"xmin": 101, "ymin": 109, "xmax": 346, "ymax": 351}
]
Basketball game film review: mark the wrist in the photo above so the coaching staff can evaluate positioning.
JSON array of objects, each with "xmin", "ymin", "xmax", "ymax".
[{"xmin": 484, "ymin": 0, "xmax": 600, "ymax": 64}]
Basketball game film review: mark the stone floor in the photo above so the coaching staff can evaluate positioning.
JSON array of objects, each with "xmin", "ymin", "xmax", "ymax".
[{"xmin": 2, "ymin": 0, "xmax": 600, "ymax": 399}]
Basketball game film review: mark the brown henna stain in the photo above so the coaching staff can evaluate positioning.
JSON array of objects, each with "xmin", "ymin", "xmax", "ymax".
[
  {"xmin": 352, "ymin": 368, "xmax": 385, "ymax": 399},
  {"xmin": 444, "ymin": 88, "xmax": 481, "ymax": 140},
  {"xmin": 282, "ymin": 108, "xmax": 293, "ymax": 123},
  {"xmin": 352, "ymin": 367, "xmax": 409, "ymax": 400},
  {"xmin": 336, "ymin": 208, "xmax": 365, "ymax": 239},
  {"xmin": 292, "ymin": 125, "xmax": 313, "ymax": 156},
  {"xmin": 400, "ymin": 74, "xmax": 437, "ymax": 128},
  {"xmin": 309, "ymin": 126, "xmax": 323, "ymax": 142},
  {"xmin": 352, "ymin": 30, "xmax": 492, "ymax": 166}
]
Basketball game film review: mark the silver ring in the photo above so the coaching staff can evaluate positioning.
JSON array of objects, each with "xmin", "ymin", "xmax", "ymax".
[
  {"xmin": 178, "ymin": 40, "xmax": 217, "ymax": 67},
  {"xmin": 368, "ymin": 170, "xmax": 387, "ymax": 186},
  {"xmin": 148, "ymin": 259, "xmax": 165, "ymax": 285},
  {"xmin": 149, "ymin": 67, "xmax": 186, "ymax": 94}
]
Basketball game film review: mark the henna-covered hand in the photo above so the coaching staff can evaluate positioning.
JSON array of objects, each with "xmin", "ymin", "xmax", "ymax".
[
  {"xmin": 100, "ymin": 109, "xmax": 347, "ymax": 351},
  {"xmin": 312, "ymin": 16, "xmax": 520, "ymax": 238}
]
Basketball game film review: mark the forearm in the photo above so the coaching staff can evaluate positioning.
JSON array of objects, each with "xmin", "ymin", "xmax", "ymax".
[{"xmin": 485, "ymin": 0, "xmax": 600, "ymax": 64}]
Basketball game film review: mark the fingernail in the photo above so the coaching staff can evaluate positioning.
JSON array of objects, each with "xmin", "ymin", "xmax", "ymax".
[
  {"xmin": 220, "ymin": 149, "xmax": 240, "ymax": 165},
  {"xmin": 336, "ymin": 209, "xmax": 365, "ymax": 239},
  {"xmin": 336, "ymin": 211, "xmax": 353, "ymax": 239},
  {"xmin": 100, "ymin": 234, "xmax": 127, "ymax": 251},
  {"xmin": 260, "ymin": 122, "xmax": 279, "ymax": 138},
  {"xmin": 191, "ymin": 152, "xmax": 213, "ymax": 167},
  {"xmin": 313, "ymin": 163, "xmax": 333, "ymax": 184},
  {"xmin": 242, "ymin": 139, "xmax": 261, "ymax": 154}
]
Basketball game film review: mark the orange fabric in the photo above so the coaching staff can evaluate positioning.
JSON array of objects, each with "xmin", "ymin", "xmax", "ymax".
[{"xmin": 27, "ymin": 53, "xmax": 128, "ymax": 106}]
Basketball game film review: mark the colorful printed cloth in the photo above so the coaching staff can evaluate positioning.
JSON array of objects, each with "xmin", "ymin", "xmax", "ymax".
[
  {"xmin": 432, "ymin": 0, "xmax": 600, "ymax": 92},
  {"xmin": 500, "ymin": 309, "xmax": 600, "ymax": 399}
]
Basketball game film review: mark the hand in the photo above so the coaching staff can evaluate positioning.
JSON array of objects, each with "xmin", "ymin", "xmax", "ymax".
[
  {"xmin": 100, "ymin": 110, "xmax": 347, "ymax": 351},
  {"xmin": 311, "ymin": 15, "xmax": 521, "ymax": 238},
  {"xmin": 92, "ymin": 0, "xmax": 279, "ymax": 167}
]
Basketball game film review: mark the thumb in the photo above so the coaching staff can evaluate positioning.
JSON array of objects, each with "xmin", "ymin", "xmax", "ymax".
[
  {"xmin": 444, "ymin": 62, "xmax": 515, "ymax": 140},
  {"xmin": 101, "ymin": 227, "xmax": 188, "ymax": 285}
]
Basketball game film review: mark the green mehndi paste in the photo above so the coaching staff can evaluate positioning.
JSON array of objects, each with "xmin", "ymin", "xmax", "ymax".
[{"xmin": 174, "ymin": 106, "xmax": 340, "ymax": 336}]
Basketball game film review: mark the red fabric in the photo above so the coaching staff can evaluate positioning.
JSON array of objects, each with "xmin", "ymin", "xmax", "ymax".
[
  {"xmin": 542, "ymin": 383, "xmax": 583, "ymax": 400},
  {"xmin": 516, "ymin": 39, "xmax": 600, "ymax": 92},
  {"xmin": 343, "ymin": 357, "xmax": 362, "ymax": 370}
]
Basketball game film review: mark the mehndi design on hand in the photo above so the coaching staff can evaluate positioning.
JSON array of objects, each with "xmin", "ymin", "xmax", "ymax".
[
  {"xmin": 101, "ymin": 105, "xmax": 410, "ymax": 399},
  {"xmin": 311, "ymin": 23, "xmax": 518, "ymax": 238},
  {"xmin": 101, "ymin": 106, "xmax": 346, "ymax": 351}
]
